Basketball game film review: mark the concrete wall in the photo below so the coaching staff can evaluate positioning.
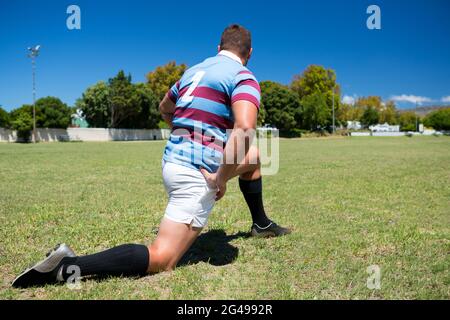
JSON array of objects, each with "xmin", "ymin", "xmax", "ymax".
[
  {"xmin": 0, "ymin": 128, "xmax": 171, "ymax": 142},
  {"xmin": 372, "ymin": 132, "xmax": 406, "ymax": 137},
  {"xmin": 67, "ymin": 128, "xmax": 171, "ymax": 141},
  {"xmin": 0, "ymin": 128, "xmax": 16, "ymax": 142},
  {"xmin": 350, "ymin": 132, "xmax": 407, "ymax": 137},
  {"xmin": 36, "ymin": 128, "xmax": 69, "ymax": 142},
  {"xmin": 350, "ymin": 132, "xmax": 371, "ymax": 137}
]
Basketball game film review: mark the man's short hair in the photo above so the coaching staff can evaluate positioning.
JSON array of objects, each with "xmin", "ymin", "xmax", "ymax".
[{"xmin": 220, "ymin": 24, "xmax": 252, "ymax": 58}]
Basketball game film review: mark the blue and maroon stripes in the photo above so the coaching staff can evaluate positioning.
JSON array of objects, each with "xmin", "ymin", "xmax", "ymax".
[
  {"xmin": 168, "ymin": 81, "xmax": 180, "ymax": 103},
  {"xmin": 174, "ymin": 106, "xmax": 234, "ymax": 130},
  {"xmin": 231, "ymin": 79, "xmax": 261, "ymax": 109},
  {"xmin": 163, "ymin": 53, "xmax": 261, "ymax": 173},
  {"xmin": 171, "ymin": 126, "xmax": 225, "ymax": 153}
]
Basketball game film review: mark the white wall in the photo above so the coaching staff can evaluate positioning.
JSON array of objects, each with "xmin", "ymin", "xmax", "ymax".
[
  {"xmin": 0, "ymin": 128, "xmax": 171, "ymax": 142},
  {"xmin": 350, "ymin": 132, "xmax": 408, "ymax": 137},
  {"xmin": 350, "ymin": 132, "xmax": 371, "ymax": 137},
  {"xmin": 36, "ymin": 128, "xmax": 69, "ymax": 142},
  {"xmin": 372, "ymin": 132, "xmax": 406, "ymax": 137},
  {"xmin": 0, "ymin": 128, "xmax": 16, "ymax": 142},
  {"xmin": 67, "ymin": 128, "xmax": 171, "ymax": 141}
]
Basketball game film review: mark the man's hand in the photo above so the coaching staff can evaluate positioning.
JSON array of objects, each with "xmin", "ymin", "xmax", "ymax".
[
  {"xmin": 199, "ymin": 100, "xmax": 258, "ymax": 202},
  {"xmin": 200, "ymin": 168, "xmax": 227, "ymax": 201}
]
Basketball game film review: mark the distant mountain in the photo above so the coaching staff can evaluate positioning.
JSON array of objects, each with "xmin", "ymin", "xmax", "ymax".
[{"xmin": 398, "ymin": 105, "xmax": 450, "ymax": 116}]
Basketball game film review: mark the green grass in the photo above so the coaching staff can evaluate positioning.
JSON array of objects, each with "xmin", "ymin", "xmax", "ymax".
[{"xmin": 1, "ymin": 137, "xmax": 449, "ymax": 299}]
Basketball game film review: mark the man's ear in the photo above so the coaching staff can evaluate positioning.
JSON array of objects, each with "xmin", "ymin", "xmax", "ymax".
[
  {"xmin": 218, "ymin": 45, "xmax": 221, "ymax": 53},
  {"xmin": 243, "ymin": 48, "xmax": 253, "ymax": 66}
]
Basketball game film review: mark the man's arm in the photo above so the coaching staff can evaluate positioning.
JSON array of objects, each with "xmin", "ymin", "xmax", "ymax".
[
  {"xmin": 159, "ymin": 93, "xmax": 176, "ymax": 129},
  {"xmin": 201, "ymin": 100, "xmax": 258, "ymax": 200}
]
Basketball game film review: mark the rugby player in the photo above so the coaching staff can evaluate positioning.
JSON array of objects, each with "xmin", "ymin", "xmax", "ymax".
[{"xmin": 12, "ymin": 24, "xmax": 290, "ymax": 288}]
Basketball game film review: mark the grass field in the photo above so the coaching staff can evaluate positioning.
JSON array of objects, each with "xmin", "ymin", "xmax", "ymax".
[{"xmin": 0, "ymin": 137, "xmax": 449, "ymax": 299}]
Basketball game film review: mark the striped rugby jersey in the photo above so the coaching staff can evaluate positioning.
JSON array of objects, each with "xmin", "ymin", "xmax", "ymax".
[{"xmin": 163, "ymin": 50, "xmax": 261, "ymax": 173}]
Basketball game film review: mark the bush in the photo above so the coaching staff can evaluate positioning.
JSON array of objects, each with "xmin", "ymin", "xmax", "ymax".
[
  {"xmin": 158, "ymin": 120, "xmax": 169, "ymax": 129},
  {"xmin": 279, "ymin": 128, "xmax": 303, "ymax": 138},
  {"xmin": 398, "ymin": 112, "xmax": 419, "ymax": 131},
  {"xmin": 35, "ymin": 97, "xmax": 72, "ymax": 128},
  {"xmin": 361, "ymin": 106, "xmax": 379, "ymax": 127},
  {"xmin": 336, "ymin": 128, "xmax": 350, "ymax": 136},
  {"xmin": 11, "ymin": 112, "xmax": 33, "ymax": 142},
  {"xmin": 423, "ymin": 108, "xmax": 450, "ymax": 131},
  {"xmin": 401, "ymin": 123, "xmax": 416, "ymax": 132}
]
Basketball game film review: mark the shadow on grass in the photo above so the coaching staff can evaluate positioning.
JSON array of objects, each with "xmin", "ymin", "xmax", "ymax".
[{"xmin": 178, "ymin": 229, "xmax": 249, "ymax": 267}]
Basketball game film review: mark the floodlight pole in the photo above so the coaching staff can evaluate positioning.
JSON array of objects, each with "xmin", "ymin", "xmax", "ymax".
[
  {"xmin": 28, "ymin": 46, "xmax": 40, "ymax": 143},
  {"xmin": 31, "ymin": 55, "xmax": 36, "ymax": 143},
  {"xmin": 415, "ymin": 101, "xmax": 419, "ymax": 132}
]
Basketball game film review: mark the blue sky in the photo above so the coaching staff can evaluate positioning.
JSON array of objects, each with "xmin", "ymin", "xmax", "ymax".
[{"xmin": 1, "ymin": 0, "xmax": 449, "ymax": 111}]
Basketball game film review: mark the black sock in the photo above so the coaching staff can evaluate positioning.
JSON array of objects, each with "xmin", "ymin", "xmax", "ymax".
[
  {"xmin": 239, "ymin": 177, "xmax": 271, "ymax": 227},
  {"xmin": 59, "ymin": 244, "xmax": 149, "ymax": 280}
]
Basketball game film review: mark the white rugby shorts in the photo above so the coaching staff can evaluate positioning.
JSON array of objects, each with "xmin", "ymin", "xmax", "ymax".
[{"xmin": 162, "ymin": 161, "xmax": 216, "ymax": 228}]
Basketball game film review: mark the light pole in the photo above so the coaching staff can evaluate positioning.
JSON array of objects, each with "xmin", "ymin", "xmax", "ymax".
[
  {"xmin": 27, "ymin": 45, "xmax": 41, "ymax": 143},
  {"xmin": 415, "ymin": 101, "xmax": 419, "ymax": 132}
]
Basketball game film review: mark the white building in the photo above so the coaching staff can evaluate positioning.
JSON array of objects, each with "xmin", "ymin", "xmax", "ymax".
[
  {"xmin": 347, "ymin": 121, "xmax": 362, "ymax": 130},
  {"xmin": 369, "ymin": 123, "xmax": 400, "ymax": 132}
]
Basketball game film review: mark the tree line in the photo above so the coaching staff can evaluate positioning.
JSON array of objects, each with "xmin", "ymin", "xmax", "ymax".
[{"xmin": 1, "ymin": 62, "xmax": 449, "ymax": 141}]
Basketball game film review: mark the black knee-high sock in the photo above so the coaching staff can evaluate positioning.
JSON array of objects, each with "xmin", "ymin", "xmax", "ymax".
[
  {"xmin": 59, "ymin": 244, "xmax": 149, "ymax": 280},
  {"xmin": 239, "ymin": 177, "xmax": 271, "ymax": 227}
]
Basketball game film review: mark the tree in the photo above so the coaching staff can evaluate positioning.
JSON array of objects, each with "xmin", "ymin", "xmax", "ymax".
[
  {"xmin": 291, "ymin": 65, "xmax": 340, "ymax": 131},
  {"xmin": 301, "ymin": 92, "xmax": 330, "ymax": 130},
  {"xmin": 34, "ymin": 97, "xmax": 72, "ymax": 128},
  {"xmin": 121, "ymin": 83, "xmax": 160, "ymax": 129},
  {"xmin": 146, "ymin": 61, "xmax": 187, "ymax": 101},
  {"xmin": 76, "ymin": 73, "xmax": 161, "ymax": 129},
  {"xmin": 423, "ymin": 108, "xmax": 450, "ymax": 131},
  {"xmin": 76, "ymin": 81, "xmax": 110, "ymax": 128},
  {"xmin": 355, "ymin": 96, "xmax": 389, "ymax": 127},
  {"xmin": 259, "ymin": 81, "xmax": 300, "ymax": 130},
  {"xmin": 379, "ymin": 101, "xmax": 397, "ymax": 124},
  {"xmin": 291, "ymin": 65, "xmax": 339, "ymax": 99},
  {"xmin": 350, "ymin": 104, "xmax": 366, "ymax": 122},
  {"xmin": 361, "ymin": 106, "xmax": 380, "ymax": 127},
  {"xmin": 337, "ymin": 103, "xmax": 366, "ymax": 124},
  {"xmin": 398, "ymin": 111, "xmax": 418, "ymax": 131},
  {"xmin": 109, "ymin": 71, "xmax": 141, "ymax": 128},
  {"xmin": 0, "ymin": 106, "xmax": 11, "ymax": 128},
  {"xmin": 10, "ymin": 106, "xmax": 33, "ymax": 141},
  {"xmin": 256, "ymin": 100, "xmax": 266, "ymax": 127},
  {"xmin": 337, "ymin": 103, "xmax": 352, "ymax": 124},
  {"xmin": 355, "ymin": 96, "xmax": 383, "ymax": 111}
]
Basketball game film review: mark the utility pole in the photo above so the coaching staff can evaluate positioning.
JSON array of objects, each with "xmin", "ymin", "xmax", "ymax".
[
  {"xmin": 415, "ymin": 101, "xmax": 419, "ymax": 132},
  {"xmin": 27, "ymin": 45, "xmax": 41, "ymax": 143}
]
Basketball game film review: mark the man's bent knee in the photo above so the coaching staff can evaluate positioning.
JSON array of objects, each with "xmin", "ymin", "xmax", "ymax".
[{"xmin": 148, "ymin": 244, "xmax": 178, "ymax": 273}]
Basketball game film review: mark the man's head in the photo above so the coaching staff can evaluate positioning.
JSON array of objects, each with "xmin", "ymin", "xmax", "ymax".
[{"xmin": 218, "ymin": 24, "xmax": 252, "ymax": 65}]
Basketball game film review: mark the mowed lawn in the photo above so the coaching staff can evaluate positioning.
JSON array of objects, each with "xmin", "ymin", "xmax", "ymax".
[{"xmin": 0, "ymin": 137, "xmax": 449, "ymax": 299}]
